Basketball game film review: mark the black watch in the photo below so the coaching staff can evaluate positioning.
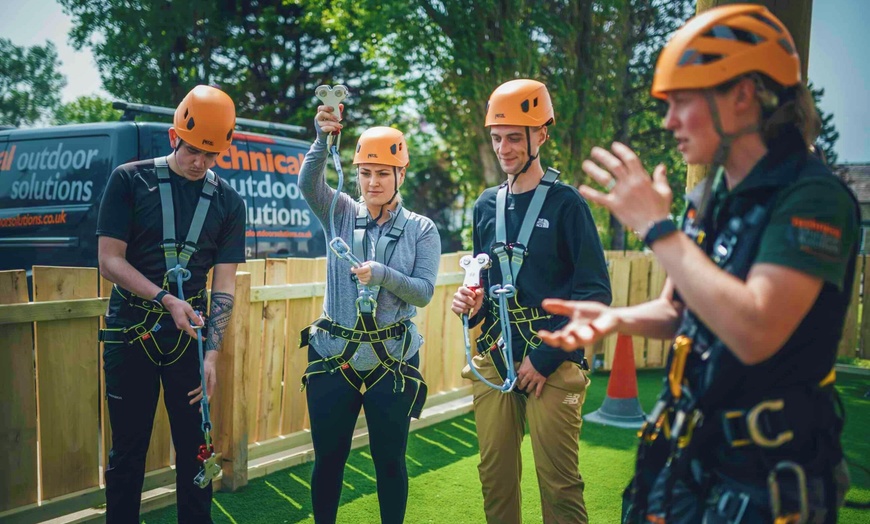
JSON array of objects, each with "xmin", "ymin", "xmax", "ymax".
[
  {"xmin": 642, "ymin": 219, "xmax": 678, "ymax": 247},
  {"xmin": 152, "ymin": 290, "xmax": 170, "ymax": 308}
]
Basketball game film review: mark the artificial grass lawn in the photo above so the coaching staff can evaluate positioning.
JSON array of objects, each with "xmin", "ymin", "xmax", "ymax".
[{"xmin": 144, "ymin": 370, "xmax": 869, "ymax": 523}]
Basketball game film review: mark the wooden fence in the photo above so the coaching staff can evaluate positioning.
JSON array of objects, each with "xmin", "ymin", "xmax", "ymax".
[{"xmin": 0, "ymin": 251, "xmax": 866, "ymax": 522}]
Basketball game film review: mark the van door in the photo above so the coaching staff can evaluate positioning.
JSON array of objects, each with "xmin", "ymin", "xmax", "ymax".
[{"xmin": 0, "ymin": 133, "xmax": 114, "ymax": 271}]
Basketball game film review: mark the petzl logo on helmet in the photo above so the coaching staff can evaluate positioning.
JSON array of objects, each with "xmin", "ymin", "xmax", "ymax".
[
  {"xmin": 495, "ymin": 113, "xmax": 505, "ymax": 118},
  {"xmin": 368, "ymin": 153, "xmax": 378, "ymax": 158},
  {"xmin": 202, "ymin": 139, "xmax": 214, "ymax": 146}
]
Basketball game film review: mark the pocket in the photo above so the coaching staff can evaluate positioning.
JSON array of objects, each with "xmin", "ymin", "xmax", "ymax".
[{"xmin": 546, "ymin": 361, "xmax": 590, "ymax": 395}]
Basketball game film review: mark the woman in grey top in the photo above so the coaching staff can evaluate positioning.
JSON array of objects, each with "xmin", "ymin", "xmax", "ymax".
[{"xmin": 299, "ymin": 102, "xmax": 441, "ymax": 524}]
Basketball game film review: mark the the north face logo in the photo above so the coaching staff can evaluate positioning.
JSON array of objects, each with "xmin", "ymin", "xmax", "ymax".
[{"xmin": 536, "ymin": 218, "xmax": 549, "ymax": 229}]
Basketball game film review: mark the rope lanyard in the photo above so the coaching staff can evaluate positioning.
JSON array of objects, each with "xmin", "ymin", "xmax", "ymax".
[
  {"xmin": 459, "ymin": 253, "xmax": 518, "ymax": 392},
  {"xmin": 468, "ymin": 167, "xmax": 560, "ymax": 393},
  {"xmin": 316, "ymin": 84, "xmax": 379, "ymax": 313}
]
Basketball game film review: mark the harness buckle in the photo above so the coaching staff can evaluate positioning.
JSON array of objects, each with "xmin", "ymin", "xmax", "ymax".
[
  {"xmin": 714, "ymin": 489, "xmax": 751, "ymax": 524},
  {"xmin": 323, "ymin": 358, "xmax": 343, "ymax": 374},
  {"xmin": 768, "ymin": 461, "xmax": 809, "ymax": 524},
  {"xmin": 748, "ymin": 399, "xmax": 794, "ymax": 448}
]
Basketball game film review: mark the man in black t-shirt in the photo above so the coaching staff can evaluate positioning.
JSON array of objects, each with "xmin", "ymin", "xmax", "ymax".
[
  {"xmin": 451, "ymin": 80, "xmax": 611, "ymax": 524},
  {"xmin": 97, "ymin": 85, "xmax": 245, "ymax": 523}
]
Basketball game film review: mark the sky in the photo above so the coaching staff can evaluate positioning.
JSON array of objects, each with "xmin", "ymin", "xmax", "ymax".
[{"xmin": 0, "ymin": 0, "xmax": 867, "ymax": 162}]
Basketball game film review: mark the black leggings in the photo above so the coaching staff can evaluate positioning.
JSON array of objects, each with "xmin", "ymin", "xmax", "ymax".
[{"xmin": 306, "ymin": 347, "xmax": 419, "ymax": 524}]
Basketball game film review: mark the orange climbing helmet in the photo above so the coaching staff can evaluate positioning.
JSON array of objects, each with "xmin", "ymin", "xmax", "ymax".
[
  {"xmin": 173, "ymin": 85, "xmax": 236, "ymax": 153},
  {"xmin": 651, "ymin": 4, "xmax": 801, "ymax": 99},
  {"xmin": 352, "ymin": 127, "xmax": 409, "ymax": 167},
  {"xmin": 484, "ymin": 79, "xmax": 555, "ymax": 128}
]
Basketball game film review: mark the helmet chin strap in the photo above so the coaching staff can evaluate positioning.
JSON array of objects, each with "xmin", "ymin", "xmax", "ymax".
[
  {"xmin": 508, "ymin": 127, "xmax": 538, "ymax": 192},
  {"xmin": 696, "ymin": 89, "xmax": 761, "ymax": 219}
]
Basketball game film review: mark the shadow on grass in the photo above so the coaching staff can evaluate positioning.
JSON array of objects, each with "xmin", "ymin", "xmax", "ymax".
[
  {"xmin": 143, "ymin": 413, "xmax": 483, "ymax": 523},
  {"xmin": 143, "ymin": 370, "xmax": 870, "ymax": 523}
]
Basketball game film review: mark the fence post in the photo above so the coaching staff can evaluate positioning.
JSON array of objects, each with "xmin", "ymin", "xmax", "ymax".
[{"xmin": 216, "ymin": 271, "xmax": 251, "ymax": 491}]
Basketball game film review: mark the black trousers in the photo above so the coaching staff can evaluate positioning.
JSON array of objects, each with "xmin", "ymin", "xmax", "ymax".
[
  {"xmin": 103, "ymin": 319, "xmax": 213, "ymax": 523},
  {"xmin": 306, "ymin": 347, "xmax": 419, "ymax": 524}
]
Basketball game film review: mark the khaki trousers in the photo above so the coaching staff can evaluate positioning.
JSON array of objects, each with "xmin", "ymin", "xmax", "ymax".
[{"xmin": 463, "ymin": 353, "xmax": 590, "ymax": 524}]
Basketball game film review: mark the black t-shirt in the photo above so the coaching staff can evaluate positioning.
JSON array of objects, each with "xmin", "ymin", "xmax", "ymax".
[
  {"xmin": 472, "ymin": 179, "xmax": 612, "ymax": 375},
  {"xmin": 97, "ymin": 158, "xmax": 246, "ymax": 298}
]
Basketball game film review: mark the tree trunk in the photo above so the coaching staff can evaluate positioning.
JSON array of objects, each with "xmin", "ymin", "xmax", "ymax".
[
  {"xmin": 478, "ymin": 139, "xmax": 501, "ymax": 187},
  {"xmin": 687, "ymin": 0, "xmax": 814, "ymax": 192}
]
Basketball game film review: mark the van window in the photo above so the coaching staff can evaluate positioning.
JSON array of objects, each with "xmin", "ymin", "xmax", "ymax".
[{"xmin": 0, "ymin": 135, "xmax": 112, "ymax": 270}]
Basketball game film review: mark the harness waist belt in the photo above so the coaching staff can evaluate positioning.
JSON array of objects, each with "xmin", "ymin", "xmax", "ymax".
[{"xmin": 300, "ymin": 317, "xmax": 411, "ymax": 348}]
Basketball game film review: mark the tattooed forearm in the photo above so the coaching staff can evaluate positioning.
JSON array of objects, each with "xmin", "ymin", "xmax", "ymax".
[{"xmin": 205, "ymin": 292, "xmax": 235, "ymax": 352}]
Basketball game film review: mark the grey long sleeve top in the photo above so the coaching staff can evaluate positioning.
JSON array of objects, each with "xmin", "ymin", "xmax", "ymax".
[{"xmin": 298, "ymin": 135, "xmax": 442, "ymax": 371}]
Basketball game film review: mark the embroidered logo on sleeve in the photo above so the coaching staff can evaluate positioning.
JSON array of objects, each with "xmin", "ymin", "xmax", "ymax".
[{"xmin": 790, "ymin": 217, "xmax": 842, "ymax": 258}]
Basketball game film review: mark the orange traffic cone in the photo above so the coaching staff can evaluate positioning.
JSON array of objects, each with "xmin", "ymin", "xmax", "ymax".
[{"xmin": 584, "ymin": 333, "xmax": 646, "ymax": 428}]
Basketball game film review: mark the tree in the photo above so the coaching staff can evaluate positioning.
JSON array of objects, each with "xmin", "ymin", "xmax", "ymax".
[
  {"xmin": 607, "ymin": 0, "xmax": 693, "ymax": 249},
  {"xmin": 809, "ymin": 82, "xmax": 841, "ymax": 171},
  {"xmin": 54, "ymin": 95, "xmax": 122, "ymax": 124},
  {"xmin": 60, "ymin": 0, "xmax": 389, "ymax": 133},
  {"xmin": 0, "ymin": 38, "xmax": 66, "ymax": 126}
]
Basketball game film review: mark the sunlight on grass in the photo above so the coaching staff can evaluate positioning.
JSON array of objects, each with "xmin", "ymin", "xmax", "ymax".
[
  {"xmin": 434, "ymin": 428, "xmax": 474, "ymax": 448},
  {"xmin": 265, "ymin": 480, "xmax": 303, "ymax": 509},
  {"xmin": 142, "ymin": 372, "xmax": 869, "ymax": 524},
  {"xmin": 345, "ymin": 463, "xmax": 377, "ymax": 483},
  {"xmin": 414, "ymin": 433, "xmax": 457, "ymax": 454}
]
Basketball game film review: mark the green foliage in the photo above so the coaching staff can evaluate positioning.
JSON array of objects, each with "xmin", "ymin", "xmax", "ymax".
[
  {"xmin": 0, "ymin": 38, "xmax": 66, "ymax": 126},
  {"xmin": 809, "ymin": 82, "xmax": 841, "ymax": 169},
  {"xmin": 60, "ymin": 0, "xmax": 389, "ymax": 133},
  {"xmin": 54, "ymin": 95, "xmax": 122, "ymax": 124}
]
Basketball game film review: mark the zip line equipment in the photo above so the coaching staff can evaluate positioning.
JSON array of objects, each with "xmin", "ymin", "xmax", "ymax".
[
  {"xmin": 299, "ymin": 86, "xmax": 427, "ymax": 419},
  {"xmin": 459, "ymin": 252, "xmax": 519, "ymax": 392},
  {"xmin": 464, "ymin": 168, "xmax": 561, "ymax": 392}
]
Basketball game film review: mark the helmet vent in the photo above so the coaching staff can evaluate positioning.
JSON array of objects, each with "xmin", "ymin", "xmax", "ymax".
[
  {"xmin": 750, "ymin": 13, "xmax": 783, "ymax": 34},
  {"xmin": 678, "ymin": 49, "xmax": 724, "ymax": 66},
  {"xmin": 390, "ymin": 144, "xmax": 398, "ymax": 155},
  {"xmin": 533, "ymin": 97, "xmax": 539, "ymax": 107},
  {"xmin": 187, "ymin": 117, "xmax": 196, "ymax": 130},
  {"xmin": 778, "ymin": 37, "xmax": 795, "ymax": 55},
  {"xmin": 226, "ymin": 129, "xmax": 233, "ymax": 141},
  {"xmin": 184, "ymin": 109, "xmax": 189, "ymax": 119},
  {"xmin": 521, "ymin": 99, "xmax": 530, "ymax": 113},
  {"xmin": 706, "ymin": 25, "xmax": 762, "ymax": 44}
]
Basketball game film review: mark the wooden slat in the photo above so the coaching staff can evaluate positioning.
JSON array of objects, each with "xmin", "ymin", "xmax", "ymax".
[
  {"xmin": 645, "ymin": 261, "xmax": 668, "ymax": 368},
  {"xmin": 0, "ymin": 271, "xmax": 38, "ymax": 512},
  {"xmin": 424, "ymin": 284, "xmax": 447, "ymax": 394},
  {"xmin": 216, "ymin": 272, "xmax": 251, "ymax": 491},
  {"xmin": 628, "ymin": 257, "xmax": 651, "ymax": 368},
  {"xmin": 838, "ymin": 254, "xmax": 862, "ymax": 357},
  {"xmin": 238, "ymin": 260, "xmax": 265, "ymax": 443},
  {"xmin": 99, "ymin": 277, "xmax": 112, "ymax": 484},
  {"xmin": 259, "ymin": 260, "xmax": 287, "ymax": 441},
  {"xmin": 281, "ymin": 260, "xmax": 318, "ymax": 435},
  {"xmin": 603, "ymin": 258, "xmax": 631, "ymax": 370},
  {"xmin": 33, "ymin": 266, "xmax": 100, "ymax": 500},
  {"xmin": 0, "ymin": 297, "xmax": 107, "ymax": 325}
]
